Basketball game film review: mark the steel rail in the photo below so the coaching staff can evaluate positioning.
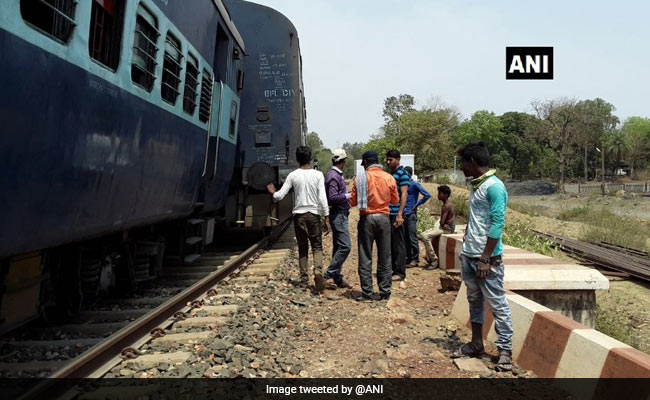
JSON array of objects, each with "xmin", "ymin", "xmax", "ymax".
[
  {"xmin": 531, "ymin": 230, "xmax": 650, "ymax": 282},
  {"xmin": 20, "ymin": 220, "xmax": 290, "ymax": 400}
]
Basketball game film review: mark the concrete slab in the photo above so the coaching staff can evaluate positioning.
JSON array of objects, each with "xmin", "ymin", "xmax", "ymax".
[
  {"xmin": 212, "ymin": 293, "xmax": 251, "ymax": 300},
  {"xmin": 122, "ymin": 351, "xmax": 191, "ymax": 370},
  {"xmin": 191, "ymin": 305, "xmax": 238, "ymax": 316},
  {"xmin": 232, "ymin": 276, "xmax": 266, "ymax": 283},
  {"xmin": 151, "ymin": 331, "xmax": 215, "ymax": 346},
  {"xmin": 249, "ymin": 261, "xmax": 280, "ymax": 268},
  {"xmin": 174, "ymin": 316, "xmax": 228, "ymax": 328},
  {"xmin": 504, "ymin": 268, "xmax": 609, "ymax": 290},
  {"xmin": 241, "ymin": 267, "xmax": 274, "ymax": 276}
]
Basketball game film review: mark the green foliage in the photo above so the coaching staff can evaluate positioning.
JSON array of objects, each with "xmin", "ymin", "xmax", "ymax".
[
  {"xmin": 557, "ymin": 206, "xmax": 650, "ymax": 251},
  {"xmin": 596, "ymin": 302, "xmax": 642, "ymax": 351},
  {"xmin": 450, "ymin": 194, "xmax": 469, "ymax": 218},
  {"xmin": 557, "ymin": 206, "xmax": 590, "ymax": 220},
  {"xmin": 305, "ymin": 131, "xmax": 332, "ymax": 172},
  {"xmin": 363, "ymin": 93, "xmax": 650, "ymax": 185},
  {"xmin": 621, "ymin": 117, "xmax": 650, "ymax": 178},
  {"xmin": 453, "ymin": 110, "xmax": 504, "ymax": 150},
  {"xmin": 341, "ymin": 142, "xmax": 365, "ymax": 177},
  {"xmin": 502, "ymin": 222, "xmax": 554, "ymax": 256},
  {"xmin": 416, "ymin": 207, "xmax": 437, "ymax": 234},
  {"xmin": 366, "ymin": 97, "xmax": 459, "ymax": 174},
  {"xmin": 382, "ymin": 94, "xmax": 416, "ymax": 124},
  {"xmin": 434, "ymin": 175, "xmax": 451, "ymax": 185}
]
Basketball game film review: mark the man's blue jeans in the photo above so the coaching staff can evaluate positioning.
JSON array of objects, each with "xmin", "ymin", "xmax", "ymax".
[
  {"xmin": 324, "ymin": 210, "xmax": 350, "ymax": 285},
  {"xmin": 404, "ymin": 212, "xmax": 419, "ymax": 264},
  {"xmin": 461, "ymin": 254, "xmax": 514, "ymax": 352}
]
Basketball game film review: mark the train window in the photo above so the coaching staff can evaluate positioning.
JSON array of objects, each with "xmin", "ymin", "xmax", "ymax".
[
  {"xmin": 131, "ymin": 5, "xmax": 159, "ymax": 92},
  {"xmin": 161, "ymin": 32, "xmax": 183, "ymax": 105},
  {"xmin": 88, "ymin": 0, "xmax": 125, "ymax": 70},
  {"xmin": 198, "ymin": 70, "xmax": 213, "ymax": 123},
  {"xmin": 20, "ymin": 0, "xmax": 77, "ymax": 43},
  {"xmin": 182, "ymin": 54, "xmax": 199, "ymax": 115},
  {"xmin": 228, "ymin": 101, "xmax": 237, "ymax": 138}
]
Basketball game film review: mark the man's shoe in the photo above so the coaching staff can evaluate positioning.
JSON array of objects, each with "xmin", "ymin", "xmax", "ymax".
[
  {"xmin": 325, "ymin": 278, "xmax": 338, "ymax": 290},
  {"xmin": 336, "ymin": 279, "xmax": 352, "ymax": 289},
  {"xmin": 406, "ymin": 261, "xmax": 418, "ymax": 268},
  {"xmin": 391, "ymin": 275, "xmax": 404, "ymax": 281},
  {"xmin": 379, "ymin": 293, "xmax": 391, "ymax": 301},
  {"xmin": 424, "ymin": 260, "xmax": 439, "ymax": 270},
  {"xmin": 357, "ymin": 293, "xmax": 376, "ymax": 302},
  {"xmin": 314, "ymin": 274, "xmax": 326, "ymax": 292}
]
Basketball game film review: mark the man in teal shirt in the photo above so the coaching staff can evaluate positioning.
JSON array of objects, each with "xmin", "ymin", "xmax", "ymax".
[{"xmin": 453, "ymin": 141, "xmax": 513, "ymax": 372}]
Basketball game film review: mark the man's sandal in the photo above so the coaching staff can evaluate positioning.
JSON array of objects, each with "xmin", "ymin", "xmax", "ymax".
[
  {"xmin": 495, "ymin": 351, "xmax": 513, "ymax": 372},
  {"xmin": 451, "ymin": 342, "xmax": 484, "ymax": 358}
]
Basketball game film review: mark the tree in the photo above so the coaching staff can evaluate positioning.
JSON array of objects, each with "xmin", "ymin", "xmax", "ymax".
[
  {"xmin": 606, "ymin": 129, "xmax": 630, "ymax": 176},
  {"xmin": 304, "ymin": 131, "xmax": 332, "ymax": 172},
  {"xmin": 382, "ymin": 94, "xmax": 416, "ymax": 137},
  {"xmin": 575, "ymin": 99, "xmax": 618, "ymax": 181},
  {"xmin": 621, "ymin": 117, "xmax": 650, "ymax": 179},
  {"xmin": 341, "ymin": 141, "xmax": 365, "ymax": 177},
  {"xmin": 531, "ymin": 98, "xmax": 582, "ymax": 188},
  {"xmin": 306, "ymin": 131, "xmax": 324, "ymax": 153},
  {"xmin": 499, "ymin": 112, "xmax": 542, "ymax": 180}
]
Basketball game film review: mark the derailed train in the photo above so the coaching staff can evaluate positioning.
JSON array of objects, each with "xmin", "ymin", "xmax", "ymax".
[{"xmin": 0, "ymin": 0, "xmax": 305, "ymax": 332}]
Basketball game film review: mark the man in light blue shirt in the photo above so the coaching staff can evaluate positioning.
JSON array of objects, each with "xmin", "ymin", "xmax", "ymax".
[
  {"xmin": 452, "ymin": 141, "xmax": 513, "ymax": 372},
  {"xmin": 403, "ymin": 166, "xmax": 431, "ymax": 267}
]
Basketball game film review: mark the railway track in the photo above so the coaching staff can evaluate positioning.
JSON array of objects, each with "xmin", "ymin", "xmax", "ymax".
[
  {"xmin": 532, "ymin": 230, "xmax": 650, "ymax": 282},
  {"xmin": 2, "ymin": 221, "xmax": 294, "ymax": 399}
]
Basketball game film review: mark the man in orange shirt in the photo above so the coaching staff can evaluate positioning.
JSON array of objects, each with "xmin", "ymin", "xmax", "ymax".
[{"xmin": 350, "ymin": 151, "xmax": 399, "ymax": 301}]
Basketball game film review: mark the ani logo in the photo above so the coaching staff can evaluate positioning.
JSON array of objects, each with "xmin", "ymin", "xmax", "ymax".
[{"xmin": 506, "ymin": 47, "xmax": 553, "ymax": 80}]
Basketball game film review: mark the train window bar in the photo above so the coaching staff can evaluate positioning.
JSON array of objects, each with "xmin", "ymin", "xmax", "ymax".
[
  {"xmin": 198, "ymin": 71, "xmax": 213, "ymax": 123},
  {"xmin": 161, "ymin": 32, "xmax": 183, "ymax": 105},
  {"xmin": 21, "ymin": 0, "xmax": 78, "ymax": 43},
  {"xmin": 131, "ymin": 7, "xmax": 159, "ymax": 92},
  {"xmin": 183, "ymin": 54, "xmax": 199, "ymax": 115}
]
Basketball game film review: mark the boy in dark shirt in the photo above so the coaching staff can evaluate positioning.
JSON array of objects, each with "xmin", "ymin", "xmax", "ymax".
[{"xmin": 418, "ymin": 185, "xmax": 455, "ymax": 269}]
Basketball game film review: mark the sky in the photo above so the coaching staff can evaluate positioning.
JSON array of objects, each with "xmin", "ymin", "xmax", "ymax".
[{"xmin": 251, "ymin": 0, "xmax": 650, "ymax": 150}]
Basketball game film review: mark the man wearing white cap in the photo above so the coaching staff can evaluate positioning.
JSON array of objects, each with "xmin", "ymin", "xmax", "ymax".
[{"xmin": 323, "ymin": 149, "xmax": 352, "ymax": 288}]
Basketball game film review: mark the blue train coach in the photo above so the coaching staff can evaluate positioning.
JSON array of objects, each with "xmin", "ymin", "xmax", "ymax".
[
  {"xmin": 0, "ymin": 0, "xmax": 245, "ymax": 330},
  {"xmin": 223, "ymin": 0, "xmax": 307, "ymax": 230}
]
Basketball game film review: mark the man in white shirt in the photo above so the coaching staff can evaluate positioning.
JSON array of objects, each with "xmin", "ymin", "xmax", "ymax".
[{"xmin": 267, "ymin": 146, "xmax": 331, "ymax": 292}]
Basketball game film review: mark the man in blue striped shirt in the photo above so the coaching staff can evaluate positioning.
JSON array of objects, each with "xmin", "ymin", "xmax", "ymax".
[
  {"xmin": 386, "ymin": 150, "xmax": 410, "ymax": 284},
  {"xmin": 453, "ymin": 141, "xmax": 513, "ymax": 372}
]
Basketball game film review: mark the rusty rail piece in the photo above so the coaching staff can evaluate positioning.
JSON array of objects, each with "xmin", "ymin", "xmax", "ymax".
[
  {"xmin": 21, "ymin": 220, "xmax": 291, "ymax": 400},
  {"xmin": 532, "ymin": 230, "xmax": 650, "ymax": 282}
]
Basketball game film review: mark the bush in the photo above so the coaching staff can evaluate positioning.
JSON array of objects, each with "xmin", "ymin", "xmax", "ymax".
[
  {"xmin": 557, "ymin": 206, "xmax": 650, "ymax": 251},
  {"xmin": 451, "ymin": 195, "xmax": 469, "ymax": 218},
  {"xmin": 502, "ymin": 222, "xmax": 554, "ymax": 256},
  {"xmin": 416, "ymin": 207, "xmax": 437, "ymax": 234},
  {"xmin": 434, "ymin": 175, "xmax": 452, "ymax": 185}
]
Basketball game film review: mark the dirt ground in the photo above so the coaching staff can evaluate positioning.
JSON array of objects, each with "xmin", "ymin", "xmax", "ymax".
[{"xmin": 286, "ymin": 207, "xmax": 533, "ymax": 378}]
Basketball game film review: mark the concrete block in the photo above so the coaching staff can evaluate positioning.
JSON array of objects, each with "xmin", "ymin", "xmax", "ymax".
[
  {"xmin": 151, "ymin": 331, "xmax": 215, "ymax": 346},
  {"xmin": 191, "ymin": 305, "xmax": 238, "ymax": 316},
  {"xmin": 122, "ymin": 352, "xmax": 191, "ymax": 370},
  {"xmin": 174, "ymin": 316, "xmax": 228, "ymax": 328}
]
